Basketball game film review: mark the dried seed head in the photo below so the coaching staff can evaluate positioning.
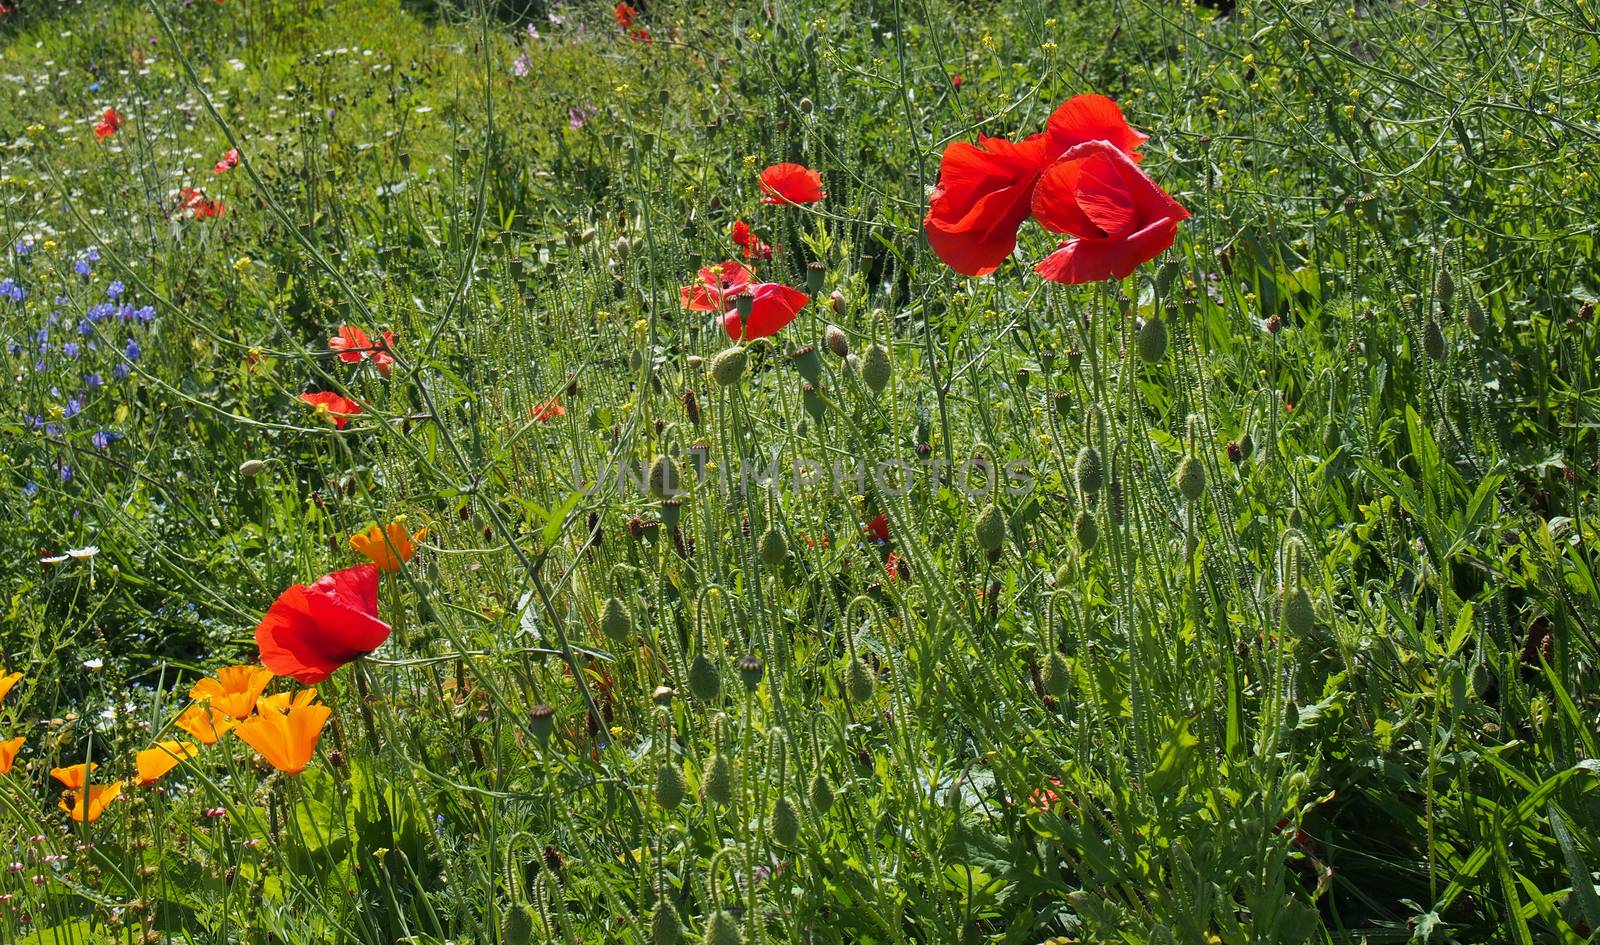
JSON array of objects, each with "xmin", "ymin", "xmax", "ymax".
[
  {"xmin": 682, "ymin": 388, "xmax": 702, "ymax": 426},
  {"xmin": 710, "ymin": 346, "xmax": 748, "ymax": 386}
]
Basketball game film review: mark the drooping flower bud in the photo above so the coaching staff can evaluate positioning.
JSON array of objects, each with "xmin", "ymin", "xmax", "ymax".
[
  {"xmin": 771, "ymin": 796, "xmax": 801, "ymax": 846},
  {"xmin": 702, "ymin": 753, "xmax": 734, "ymax": 805},
  {"xmin": 1137, "ymin": 315, "xmax": 1168, "ymax": 363},
  {"xmin": 824, "ymin": 324, "xmax": 849, "ymax": 358},
  {"xmin": 649, "ymin": 455, "xmax": 681, "ymax": 498},
  {"xmin": 1465, "ymin": 295, "xmax": 1488, "ymax": 336},
  {"xmin": 238, "ymin": 459, "xmax": 268, "ymax": 477},
  {"xmin": 703, "ymin": 909, "xmax": 743, "ymax": 945},
  {"xmin": 860, "ymin": 343, "xmax": 891, "ymax": 392},
  {"xmin": 710, "ymin": 346, "xmax": 748, "ymax": 386},
  {"xmin": 656, "ymin": 761, "xmax": 687, "ymax": 810},
  {"xmin": 1074, "ymin": 445, "xmax": 1103, "ymax": 499},
  {"xmin": 652, "ymin": 899, "xmax": 683, "ymax": 945},
  {"xmin": 1074, "ymin": 509, "xmax": 1098, "ymax": 550},
  {"xmin": 846, "ymin": 656, "xmax": 875, "ymax": 703},
  {"xmin": 501, "ymin": 903, "xmax": 536, "ymax": 945},
  {"xmin": 974, "ymin": 504, "xmax": 1005, "ymax": 552},
  {"xmin": 601, "ymin": 596, "xmax": 632, "ymax": 643},
  {"xmin": 1041, "ymin": 651, "xmax": 1070, "ymax": 699},
  {"xmin": 808, "ymin": 772, "xmax": 835, "ymax": 814},
  {"xmin": 1175, "ymin": 455, "xmax": 1206, "ymax": 502},
  {"xmin": 759, "ymin": 528, "xmax": 788, "ymax": 566},
  {"xmin": 687, "ymin": 653, "xmax": 721, "ymax": 701}
]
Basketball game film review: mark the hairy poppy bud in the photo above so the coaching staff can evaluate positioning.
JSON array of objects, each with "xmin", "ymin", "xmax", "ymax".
[
  {"xmin": 238, "ymin": 459, "xmax": 268, "ymax": 477},
  {"xmin": 656, "ymin": 761, "xmax": 687, "ymax": 810},
  {"xmin": 529, "ymin": 704, "xmax": 555, "ymax": 744},
  {"xmin": 974, "ymin": 504, "xmax": 1005, "ymax": 552},
  {"xmin": 737, "ymin": 655, "xmax": 765, "ymax": 692},
  {"xmin": 1175, "ymin": 455, "xmax": 1206, "ymax": 502},
  {"xmin": 649, "ymin": 455, "xmax": 681, "ymax": 498},
  {"xmin": 790, "ymin": 343, "xmax": 821, "ymax": 382},
  {"xmin": 601, "ymin": 597, "xmax": 632, "ymax": 643},
  {"xmin": 1041, "ymin": 651, "xmax": 1070, "ymax": 698},
  {"xmin": 828, "ymin": 291, "xmax": 846, "ymax": 315},
  {"xmin": 703, "ymin": 909, "xmax": 743, "ymax": 945},
  {"xmin": 860, "ymin": 343, "xmax": 891, "ymax": 392},
  {"xmin": 1422, "ymin": 319, "xmax": 1446, "ymax": 360},
  {"xmin": 798, "ymin": 96, "xmax": 814, "ymax": 115},
  {"xmin": 703, "ymin": 753, "xmax": 734, "ymax": 805},
  {"xmin": 824, "ymin": 324, "xmax": 849, "ymax": 358},
  {"xmin": 687, "ymin": 653, "xmax": 721, "ymax": 701},
  {"xmin": 759, "ymin": 527, "xmax": 788, "ymax": 566},
  {"xmin": 1465, "ymin": 296, "xmax": 1488, "ymax": 335},
  {"xmin": 1074, "ymin": 445, "xmax": 1103, "ymax": 499},
  {"xmin": 846, "ymin": 656, "xmax": 875, "ymax": 703},
  {"xmin": 501, "ymin": 903, "xmax": 535, "ymax": 945},
  {"xmin": 772, "ymin": 796, "xmax": 800, "ymax": 846},
  {"xmin": 652, "ymin": 899, "xmax": 682, "ymax": 945},
  {"xmin": 1282, "ymin": 586, "xmax": 1315, "ymax": 637},
  {"xmin": 710, "ymin": 346, "xmax": 748, "ymax": 386},
  {"xmin": 1435, "ymin": 265, "xmax": 1455, "ymax": 315},
  {"xmin": 1137, "ymin": 316, "xmax": 1168, "ymax": 363},
  {"xmin": 808, "ymin": 772, "xmax": 835, "ymax": 813},
  {"xmin": 1074, "ymin": 509, "xmax": 1098, "ymax": 551}
]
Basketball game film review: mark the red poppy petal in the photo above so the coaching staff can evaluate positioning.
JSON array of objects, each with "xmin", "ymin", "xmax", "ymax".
[
  {"xmin": 313, "ymin": 564, "xmax": 381, "ymax": 617},
  {"xmin": 923, "ymin": 134, "xmax": 1049, "ymax": 276},
  {"xmin": 1045, "ymin": 94, "xmax": 1149, "ymax": 161}
]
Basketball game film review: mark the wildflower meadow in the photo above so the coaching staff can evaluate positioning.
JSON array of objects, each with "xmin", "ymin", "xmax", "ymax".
[{"xmin": 2, "ymin": 0, "xmax": 1600, "ymax": 942}]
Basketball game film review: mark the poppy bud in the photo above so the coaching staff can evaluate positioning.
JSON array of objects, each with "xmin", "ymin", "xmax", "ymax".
[
  {"xmin": 1226, "ymin": 440, "xmax": 1244, "ymax": 463},
  {"xmin": 1074, "ymin": 445, "xmax": 1103, "ymax": 499},
  {"xmin": 1282, "ymin": 586, "xmax": 1315, "ymax": 637},
  {"xmin": 798, "ymin": 96, "xmax": 814, "ymax": 115},
  {"xmin": 703, "ymin": 753, "xmax": 734, "ymax": 805},
  {"xmin": 652, "ymin": 685, "xmax": 676, "ymax": 706},
  {"xmin": 974, "ymin": 504, "xmax": 1005, "ymax": 552},
  {"xmin": 824, "ymin": 324, "xmax": 849, "ymax": 358},
  {"xmin": 682, "ymin": 388, "xmax": 702, "ymax": 426},
  {"xmin": 771, "ymin": 796, "xmax": 800, "ymax": 846},
  {"xmin": 829, "ymin": 291, "xmax": 846, "ymax": 315},
  {"xmin": 501, "ymin": 903, "xmax": 535, "ymax": 945},
  {"xmin": 601, "ymin": 597, "xmax": 632, "ymax": 642},
  {"xmin": 649, "ymin": 455, "xmax": 681, "ymax": 498},
  {"xmin": 860, "ymin": 343, "xmax": 891, "ymax": 393},
  {"xmin": 801, "ymin": 383, "xmax": 825, "ymax": 423},
  {"xmin": 1175, "ymin": 455, "xmax": 1206, "ymax": 502},
  {"xmin": 808, "ymin": 772, "xmax": 835, "ymax": 813},
  {"xmin": 1465, "ymin": 296, "xmax": 1488, "ymax": 336},
  {"xmin": 652, "ymin": 899, "xmax": 683, "ymax": 945},
  {"xmin": 737, "ymin": 655, "xmax": 764, "ymax": 691},
  {"xmin": 1137, "ymin": 316, "xmax": 1168, "ymax": 363},
  {"xmin": 1041, "ymin": 650, "xmax": 1070, "ymax": 698},
  {"xmin": 846, "ymin": 655, "xmax": 875, "ymax": 703},
  {"xmin": 710, "ymin": 346, "xmax": 748, "ymax": 386},
  {"xmin": 1422, "ymin": 319, "xmax": 1446, "ymax": 360},
  {"xmin": 759, "ymin": 528, "xmax": 788, "ymax": 566},
  {"xmin": 687, "ymin": 653, "xmax": 721, "ymax": 701},
  {"xmin": 1435, "ymin": 265, "xmax": 1455, "ymax": 315},
  {"xmin": 1074, "ymin": 509, "xmax": 1098, "ymax": 550},
  {"xmin": 1470, "ymin": 661, "xmax": 1494, "ymax": 700},
  {"xmin": 1240, "ymin": 431, "xmax": 1255, "ymax": 457},
  {"xmin": 238, "ymin": 459, "xmax": 268, "ymax": 477},
  {"xmin": 790, "ymin": 344, "xmax": 822, "ymax": 382},
  {"xmin": 656, "ymin": 761, "xmax": 687, "ymax": 810},
  {"xmin": 703, "ymin": 909, "xmax": 743, "ymax": 945},
  {"xmin": 805, "ymin": 261, "xmax": 825, "ymax": 294},
  {"xmin": 529, "ymin": 704, "xmax": 555, "ymax": 744}
]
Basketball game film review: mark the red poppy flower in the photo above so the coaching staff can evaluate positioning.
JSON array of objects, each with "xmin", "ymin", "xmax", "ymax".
[
  {"xmin": 759, "ymin": 163, "xmax": 826, "ymax": 205},
  {"xmin": 1031, "ymin": 141, "xmax": 1188, "ymax": 284},
  {"xmin": 614, "ymin": 2, "xmax": 637, "ymax": 28},
  {"xmin": 629, "ymin": 27, "xmax": 653, "ymax": 44},
  {"xmin": 256, "ymin": 565, "xmax": 392, "ymax": 683},
  {"xmin": 531, "ymin": 397, "xmax": 566, "ymax": 422},
  {"xmin": 923, "ymin": 94, "xmax": 1147, "ymax": 276},
  {"xmin": 680, "ymin": 261, "xmax": 754, "ymax": 312},
  {"xmin": 299, "ymin": 391, "xmax": 363, "ymax": 429},
  {"xmin": 865, "ymin": 513, "xmax": 889, "ymax": 543},
  {"xmin": 213, "ymin": 147, "xmax": 240, "ymax": 175},
  {"xmin": 177, "ymin": 187, "xmax": 224, "ymax": 218},
  {"xmin": 371, "ymin": 330, "xmax": 396, "ymax": 377},
  {"xmin": 93, "ymin": 108, "xmax": 124, "ymax": 142},
  {"xmin": 729, "ymin": 220, "xmax": 774, "ymax": 260},
  {"xmin": 329, "ymin": 325, "xmax": 373, "ymax": 364},
  {"xmin": 722, "ymin": 282, "xmax": 809, "ymax": 341},
  {"xmin": 885, "ymin": 551, "xmax": 903, "ymax": 581},
  {"xmin": 952, "ymin": 74, "xmax": 964, "ymax": 89}
]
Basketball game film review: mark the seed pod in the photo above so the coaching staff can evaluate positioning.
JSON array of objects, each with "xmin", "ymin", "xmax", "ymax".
[
  {"xmin": 501, "ymin": 903, "xmax": 535, "ymax": 945},
  {"xmin": 808, "ymin": 772, "xmax": 835, "ymax": 813},
  {"xmin": 238, "ymin": 459, "xmax": 268, "ymax": 477},
  {"xmin": 772, "ymin": 796, "xmax": 800, "ymax": 846},
  {"xmin": 702, "ymin": 753, "xmax": 734, "ymax": 805},
  {"xmin": 703, "ymin": 909, "xmax": 743, "ymax": 945},
  {"xmin": 974, "ymin": 504, "xmax": 1005, "ymax": 552},
  {"xmin": 1053, "ymin": 391, "xmax": 1072, "ymax": 420},
  {"xmin": 846, "ymin": 656, "xmax": 875, "ymax": 703},
  {"xmin": 824, "ymin": 324, "xmax": 849, "ymax": 358},
  {"xmin": 1137, "ymin": 316, "xmax": 1168, "ymax": 363},
  {"xmin": 600, "ymin": 597, "xmax": 632, "ymax": 643},
  {"xmin": 737, "ymin": 655, "xmax": 765, "ymax": 692},
  {"xmin": 1465, "ymin": 295, "xmax": 1488, "ymax": 335},
  {"xmin": 529, "ymin": 704, "xmax": 555, "ymax": 743},
  {"xmin": 805, "ymin": 261, "xmax": 825, "ymax": 293},
  {"xmin": 660, "ymin": 498, "xmax": 682, "ymax": 530},
  {"xmin": 801, "ymin": 383, "xmax": 825, "ymax": 423},
  {"xmin": 1041, "ymin": 651, "xmax": 1070, "ymax": 699},
  {"xmin": 1175, "ymin": 455, "xmax": 1206, "ymax": 502},
  {"xmin": 656, "ymin": 761, "xmax": 687, "ymax": 810},
  {"xmin": 1422, "ymin": 319, "xmax": 1446, "ymax": 361},
  {"xmin": 1074, "ymin": 445, "xmax": 1103, "ymax": 499},
  {"xmin": 1074, "ymin": 509, "xmax": 1098, "ymax": 550},
  {"xmin": 649, "ymin": 455, "xmax": 681, "ymax": 498},
  {"xmin": 652, "ymin": 899, "xmax": 683, "ymax": 945},
  {"xmin": 790, "ymin": 343, "xmax": 821, "ymax": 382},
  {"xmin": 1282, "ymin": 586, "xmax": 1315, "ymax": 637},
  {"xmin": 759, "ymin": 528, "xmax": 788, "ymax": 566},
  {"xmin": 687, "ymin": 653, "xmax": 721, "ymax": 701},
  {"xmin": 710, "ymin": 346, "xmax": 748, "ymax": 386},
  {"xmin": 860, "ymin": 343, "xmax": 891, "ymax": 392}
]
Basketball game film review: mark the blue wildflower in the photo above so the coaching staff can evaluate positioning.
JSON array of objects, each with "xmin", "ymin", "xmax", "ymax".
[
  {"xmin": 64, "ymin": 398, "xmax": 82, "ymax": 419},
  {"xmin": 58, "ymin": 465, "xmax": 73, "ymax": 483},
  {"xmin": 91, "ymin": 431, "xmax": 121, "ymax": 450},
  {"xmin": 63, "ymin": 342, "xmax": 80, "ymax": 359},
  {"xmin": 22, "ymin": 482, "xmax": 37, "ymax": 498},
  {"xmin": 84, "ymin": 372, "xmax": 103, "ymax": 389},
  {"xmin": 107, "ymin": 280, "xmax": 125, "ymax": 299},
  {"xmin": 114, "ymin": 362, "xmax": 132, "ymax": 379},
  {"xmin": 74, "ymin": 259, "xmax": 92, "ymax": 277},
  {"xmin": 124, "ymin": 338, "xmax": 141, "ymax": 360}
]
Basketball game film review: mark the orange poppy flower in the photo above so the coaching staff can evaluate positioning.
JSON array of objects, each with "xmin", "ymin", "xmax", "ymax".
[
  {"xmin": 349, "ymin": 520, "xmax": 427, "ymax": 573},
  {"xmin": 60, "ymin": 782, "xmax": 124, "ymax": 822},
  {"xmin": 0, "ymin": 736, "xmax": 22, "ymax": 775},
  {"xmin": 0, "ymin": 670, "xmax": 20, "ymax": 704},
  {"xmin": 256, "ymin": 688, "xmax": 320, "ymax": 714},
  {"xmin": 234, "ymin": 699, "xmax": 332, "ymax": 776},
  {"xmin": 189, "ymin": 665, "xmax": 273, "ymax": 720},
  {"xmin": 135, "ymin": 741, "xmax": 198, "ymax": 786},
  {"xmin": 176, "ymin": 705, "xmax": 237, "ymax": 745},
  {"xmin": 531, "ymin": 397, "xmax": 567, "ymax": 422},
  {"xmin": 759, "ymin": 163, "xmax": 826, "ymax": 205},
  {"xmin": 299, "ymin": 391, "xmax": 363, "ymax": 429}
]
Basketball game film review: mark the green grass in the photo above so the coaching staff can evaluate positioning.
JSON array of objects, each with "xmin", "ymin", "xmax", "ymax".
[{"xmin": 2, "ymin": 0, "xmax": 1600, "ymax": 942}]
